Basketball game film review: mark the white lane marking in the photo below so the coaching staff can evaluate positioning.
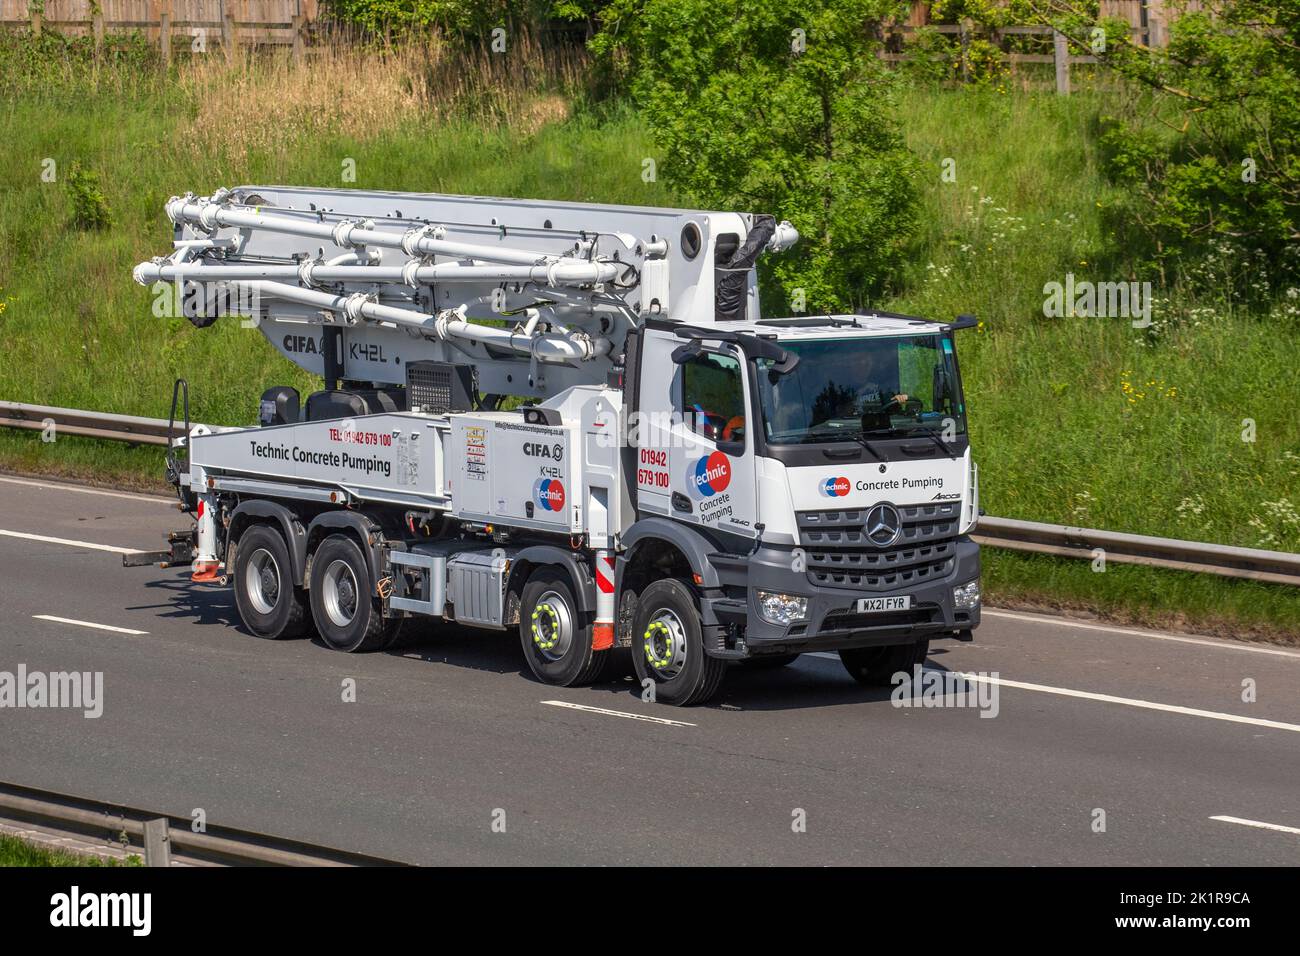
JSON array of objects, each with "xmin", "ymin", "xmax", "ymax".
[
  {"xmin": 0, "ymin": 475, "xmax": 169, "ymax": 504},
  {"xmin": 949, "ymin": 671, "xmax": 1300, "ymax": 734},
  {"xmin": 1209, "ymin": 815, "xmax": 1300, "ymax": 837},
  {"xmin": 33, "ymin": 614, "xmax": 148, "ymax": 636},
  {"xmin": 0, "ymin": 529, "xmax": 141, "ymax": 555},
  {"xmin": 541, "ymin": 700, "xmax": 696, "ymax": 727},
  {"xmin": 983, "ymin": 608, "xmax": 1300, "ymax": 660}
]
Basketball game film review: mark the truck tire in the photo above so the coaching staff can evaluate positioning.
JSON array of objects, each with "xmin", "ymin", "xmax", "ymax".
[
  {"xmin": 519, "ymin": 567, "xmax": 607, "ymax": 686},
  {"xmin": 232, "ymin": 524, "xmax": 310, "ymax": 640},
  {"xmin": 839, "ymin": 640, "xmax": 930, "ymax": 686},
  {"xmin": 631, "ymin": 578, "xmax": 726, "ymax": 706},
  {"xmin": 309, "ymin": 534, "xmax": 394, "ymax": 653}
]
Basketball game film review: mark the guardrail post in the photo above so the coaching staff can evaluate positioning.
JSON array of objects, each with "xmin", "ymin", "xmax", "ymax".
[
  {"xmin": 143, "ymin": 817, "xmax": 171, "ymax": 867},
  {"xmin": 1053, "ymin": 29, "xmax": 1070, "ymax": 95}
]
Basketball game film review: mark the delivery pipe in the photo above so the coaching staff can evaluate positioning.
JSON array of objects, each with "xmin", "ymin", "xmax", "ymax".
[
  {"xmin": 132, "ymin": 258, "xmax": 619, "ymax": 289},
  {"xmin": 165, "ymin": 196, "xmax": 586, "ymax": 268}
]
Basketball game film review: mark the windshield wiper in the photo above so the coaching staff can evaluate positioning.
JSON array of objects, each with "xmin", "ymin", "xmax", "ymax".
[{"xmin": 908, "ymin": 427, "xmax": 955, "ymax": 457}]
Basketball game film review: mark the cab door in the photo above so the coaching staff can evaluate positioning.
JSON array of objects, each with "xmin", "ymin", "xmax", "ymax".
[{"xmin": 634, "ymin": 329, "xmax": 758, "ymax": 540}]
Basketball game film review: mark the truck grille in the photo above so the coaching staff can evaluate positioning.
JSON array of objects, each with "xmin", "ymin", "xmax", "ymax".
[{"xmin": 796, "ymin": 503, "xmax": 958, "ymax": 591}]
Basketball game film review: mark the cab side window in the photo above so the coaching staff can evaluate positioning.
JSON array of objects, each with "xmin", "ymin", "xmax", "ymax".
[{"xmin": 681, "ymin": 351, "xmax": 746, "ymax": 444}]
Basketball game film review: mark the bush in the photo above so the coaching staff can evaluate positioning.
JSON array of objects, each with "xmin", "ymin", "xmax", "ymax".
[
  {"xmin": 1048, "ymin": 0, "xmax": 1300, "ymax": 294},
  {"xmin": 66, "ymin": 162, "xmax": 112, "ymax": 231}
]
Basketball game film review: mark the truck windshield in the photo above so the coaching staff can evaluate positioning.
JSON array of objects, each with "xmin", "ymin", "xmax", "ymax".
[{"xmin": 755, "ymin": 334, "xmax": 966, "ymax": 445}]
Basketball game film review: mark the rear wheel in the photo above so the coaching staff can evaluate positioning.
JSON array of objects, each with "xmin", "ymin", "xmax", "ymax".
[
  {"xmin": 839, "ymin": 640, "xmax": 929, "ymax": 686},
  {"xmin": 519, "ymin": 568, "xmax": 607, "ymax": 686},
  {"xmin": 308, "ymin": 534, "xmax": 395, "ymax": 652},
  {"xmin": 631, "ymin": 578, "xmax": 726, "ymax": 706},
  {"xmin": 232, "ymin": 524, "xmax": 309, "ymax": 640}
]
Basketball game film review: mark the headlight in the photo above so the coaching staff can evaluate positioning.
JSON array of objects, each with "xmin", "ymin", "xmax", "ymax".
[
  {"xmin": 756, "ymin": 590, "xmax": 808, "ymax": 626},
  {"xmin": 953, "ymin": 579, "xmax": 981, "ymax": 611}
]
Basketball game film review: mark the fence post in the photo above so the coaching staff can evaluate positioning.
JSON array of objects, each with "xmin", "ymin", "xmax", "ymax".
[
  {"xmin": 1053, "ymin": 29, "xmax": 1070, "ymax": 95},
  {"xmin": 959, "ymin": 18, "xmax": 970, "ymax": 84},
  {"xmin": 29, "ymin": 3, "xmax": 41, "ymax": 36},
  {"xmin": 160, "ymin": 6, "xmax": 172, "ymax": 69},
  {"xmin": 1147, "ymin": 9, "xmax": 1167, "ymax": 48},
  {"xmin": 223, "ymin": 5, "xmax": 237, "ymax": 64},
  {"xmin": 143, "ymin": 817, "xmax": 171, "ymax": 867},
  {"xmin": 92, "ymin": 8, "xmax": 105, "ymax": 52},
  {"xmin": 292, "ymin": 13, "xmax": 304, "ymax": 62}
]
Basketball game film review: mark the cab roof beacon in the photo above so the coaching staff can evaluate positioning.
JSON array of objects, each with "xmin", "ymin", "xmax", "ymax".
[{"xmin": 128, "ymin": 185, "xmax": 983, "ymax": 706}]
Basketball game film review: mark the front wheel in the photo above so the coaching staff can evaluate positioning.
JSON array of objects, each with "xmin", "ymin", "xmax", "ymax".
[
  {"xmin": 839, "ymin": 640, "xmax": 929, "ymax": 686},
  {"xmin": 631, "ymin": 578, "xmax": 726, "ymax": 706},
  {"xmin": 232, "ymin": 524, "xmax": 309, "ymax": 640},
  {"xmin": 308, "ymin": 534, "xmax": 395, "ymax": 652},
  {"xmin": 519, "ymin": 568, "xmax": 607, "ymax": 686}
]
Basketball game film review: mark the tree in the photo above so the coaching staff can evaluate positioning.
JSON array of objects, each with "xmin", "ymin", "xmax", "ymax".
[
  {"xmin": 594, "ymin": 0, "xmax": 919, "ymax": 311},
  {"xmin": 1031, "ymin": 0, "xmax": 1300, "ymax": 294}
]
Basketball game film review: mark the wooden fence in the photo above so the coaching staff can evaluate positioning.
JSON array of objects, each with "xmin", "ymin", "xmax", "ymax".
[
  {"xmin": 0, "ymin": 0, "xmax": 1208, "ymax": 71},
  {"xmin": 0, "ymin": 0, "xmax": 319, "ymax": 56}
]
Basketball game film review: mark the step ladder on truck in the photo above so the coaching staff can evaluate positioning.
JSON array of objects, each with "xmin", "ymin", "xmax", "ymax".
[{"xmin": 125, "ymin": 186, "xmax": 982, "ymax": 705}]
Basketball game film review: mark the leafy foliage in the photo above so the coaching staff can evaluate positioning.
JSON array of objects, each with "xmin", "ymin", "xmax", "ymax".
[
  {"xmin": 593, "ymin": 0, "xmax": 919, "ymax": 311},
  {"xmin": 320, "ymin": 0, "xmax": 572, "ymax": 35},
  {"xmin": 1035, "ymin": 0, "xmax": 1300, "ymax": 292},
  {"xmin": 65, "ymin": 162, "xmax": 112, "ymax": 231}
]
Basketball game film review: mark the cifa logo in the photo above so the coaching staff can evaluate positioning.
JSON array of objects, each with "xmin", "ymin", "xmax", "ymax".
[
  {"xmin": 688, "ymin": 451, "xmax": 732, "ymax": 499},
  {"xmin": 819, "ymin": 475, "xmax": 851, "ymax": 498},
  {"xmin": 532, "ymin": 478, "xmax": 566, "ymax": 512}
]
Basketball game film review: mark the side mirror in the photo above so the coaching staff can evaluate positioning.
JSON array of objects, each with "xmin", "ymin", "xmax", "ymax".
[{"xmin": 949, "ymin": 314, "xmax": 979, "ymax": 331}]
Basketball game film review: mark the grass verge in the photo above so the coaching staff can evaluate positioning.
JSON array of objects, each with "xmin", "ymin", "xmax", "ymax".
[{"xmin": 0, "ymin": 832, "xmax": 138, "ymax": 866}]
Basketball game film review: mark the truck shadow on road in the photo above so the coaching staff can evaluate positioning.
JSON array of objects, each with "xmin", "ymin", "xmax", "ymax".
[
  {"xmin": 131, "ymin": 576, "xmax": 243, "ymax": 628},
  {"xmin": 128, "ymin": 578, "xmax": 957, "ymax": 712}
]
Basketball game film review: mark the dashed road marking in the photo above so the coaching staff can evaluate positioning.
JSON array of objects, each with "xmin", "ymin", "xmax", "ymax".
[
  {"xmin": 983, "ymin": 608, "xmax": 1300, "ymax": 660},
  {"xmin": 0, "ymin": 529, "xmax": 141, "ymax": 555},
  {"xmin": 541, "ymin": 700, "xmax": 696, "ymax": 727},
  {"xmin": 33, "ymin": 614, "xmax": 149, "ymax": 636},
  {"xmin": 0, "ymin": 475, "xmax": 169, "ymax": 504},
  {"xmin": 951, "ymin": 671, "xmax": 1300, "ymax": 734},
  {"xmin": 1209, "ymin": 815, "xmax": 1300, "ymax": 837}
]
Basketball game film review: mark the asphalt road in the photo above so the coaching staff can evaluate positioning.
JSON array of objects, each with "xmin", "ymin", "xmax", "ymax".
[{"xmin": 0, "ymin": 473, "xmax": 1297, "ymax": 865}]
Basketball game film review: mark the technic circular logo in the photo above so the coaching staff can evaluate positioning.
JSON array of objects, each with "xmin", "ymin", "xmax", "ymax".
[
  {"xmin": 689, "ymin": 451, "xmax": 732, "ymax": 499},
  {"xmin": 532, "ymin": 478, "xmax": 566, "ymax": 512},
  {"xmin": 819, "ymin": 476, "xmax": 852, "ymax": 498}
]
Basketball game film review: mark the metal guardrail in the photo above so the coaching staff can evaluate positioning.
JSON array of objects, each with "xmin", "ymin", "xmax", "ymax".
[
  {"xmin": 0, "ymin": 400, "xmax": 174, "ymax": 446},
  {"xmin": 972, "ymin": 517, "xmax": 1300, "ymax": 587},
  {"xmin": 0, "ymin": 780, "xmax": 408, "ymax": 866},
  {"xmin": 3, "ymin": 401, "xmax": 1298, "ymax": 586}
]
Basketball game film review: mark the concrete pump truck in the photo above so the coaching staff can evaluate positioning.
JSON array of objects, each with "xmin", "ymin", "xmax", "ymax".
[{"xmin": 126, "ymin": 186, "xmax": 981, "ymax": 705}]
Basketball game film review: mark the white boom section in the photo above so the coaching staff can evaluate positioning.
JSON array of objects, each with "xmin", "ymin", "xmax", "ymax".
[{"xmin": 135, "ymin": 186, "xmax": 797, "ymax": 398}]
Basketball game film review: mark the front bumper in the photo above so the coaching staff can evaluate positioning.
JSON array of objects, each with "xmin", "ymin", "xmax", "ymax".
[{"xmin": 702, "ymin": 536, "xmax": 980, "ymax": 658}]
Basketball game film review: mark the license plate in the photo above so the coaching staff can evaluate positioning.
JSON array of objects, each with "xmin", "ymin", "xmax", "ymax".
[{"xmin": 856, "ymin": 596, "xmax": 911, "ymax": 613}]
